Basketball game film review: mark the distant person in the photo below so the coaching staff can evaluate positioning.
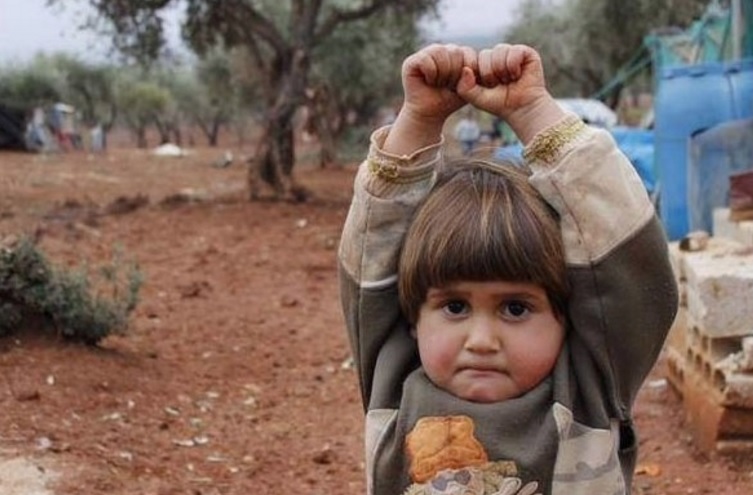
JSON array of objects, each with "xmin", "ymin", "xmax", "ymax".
[
  {"xmin": 89, "ymin": 123, "xmax": 104, "ymax": 153},
  {"xmin": 338, "ymin": 43, "xmax": 677, "ymax": 495},
  {"xmin": 47, "ymin": 104, "xmax": 65, "ymax": 151},
  {"xmin": 25, "ymin": 106, "xmax": 51, "ymax": 152},
  {"xmin": 453, "ymin": 108, "xmax": 481, "ymax": 155},
  {"xmin": 48, "ymin": 103, "xmax": 80, "ymax": 151}
]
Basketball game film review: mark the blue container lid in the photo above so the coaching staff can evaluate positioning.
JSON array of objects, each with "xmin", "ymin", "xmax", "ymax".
[{"xmin": 660, "ymin": 58, "xmax": 753, "ymax": 79}]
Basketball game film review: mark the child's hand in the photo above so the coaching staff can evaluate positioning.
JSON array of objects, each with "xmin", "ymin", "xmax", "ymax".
[
  {"xmin": 457, "ymin": 44, "xmax": 566, "ymax": 144},
  {"xmin": 384, "ymin": 44, "xmax": 476, "ymax": 155},
  {"xmin": 401, "ymin": 43, "xmax": 476, "ymax": 124}
]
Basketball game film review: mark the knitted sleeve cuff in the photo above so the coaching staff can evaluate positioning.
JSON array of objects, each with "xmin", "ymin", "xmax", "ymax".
[
  {"xmin": 522, "ymin": 113, "xmax": 589, "ymax": 166},
  {"xmin": 368, "ymin": 126, "xmax": 441, "ymax": 180}
]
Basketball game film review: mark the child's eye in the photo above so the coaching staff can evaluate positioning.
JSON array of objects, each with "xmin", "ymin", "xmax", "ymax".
[
  {"xmin": 501, "ymin": 300, "xmax": 531, "ymax": 320},
  {"xmin": 442, "ymin": 300, "xmax": 468, "ymax": 316}
]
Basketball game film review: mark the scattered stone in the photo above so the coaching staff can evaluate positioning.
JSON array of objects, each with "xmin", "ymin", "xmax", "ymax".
[
  {"xmin": 211, "ymin": 150, "xmax": 233, "ymax": 168},
  {"xmin": 679, "ymin": 230, "xmax": 710, "ymax": 252},
  {"xmin": 280, "ymin": 295, "xmax": 299, "ymax": 307},
  {"xmin": 0, "ymin": 457, "xmax": 56, "ymax": 495},
  {"xmin": 312, "ymin": 445, "xmax": 335, "ymax": 465},
  {"xmin": 15, "ymin": 389, "xmax": 40, "ymax": 402},
  {"xmin": 104, "ymin": 194, "xmax": 149, "ymax": 215}
]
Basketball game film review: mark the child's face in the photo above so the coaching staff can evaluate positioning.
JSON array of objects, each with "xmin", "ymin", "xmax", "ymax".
[{"xmin": 415, "ymin": 280, "xmax": 565, "ymax": 403}]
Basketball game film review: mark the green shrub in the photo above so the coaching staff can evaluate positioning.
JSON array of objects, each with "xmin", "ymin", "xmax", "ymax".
[{"xmin": 0, "ymin": 237, "xmax": 143, "ymax": 344}]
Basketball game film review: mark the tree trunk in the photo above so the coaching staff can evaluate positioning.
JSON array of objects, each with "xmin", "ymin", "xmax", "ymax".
[
  {"xmin": 155, "ymin": 121, "xmax": 170, "ymax": 144},
  {"xmin": 247, "ymin": 50, "xmax": 310, "ymax": 202},
  {"xmin": 136, "ymin": 128, "xmax": 148, "ymax": 148},
  {"xmin": 196, "ymin": 116, "xmax": 222, "ymax": 147},
  {"xmin": 317, "ymin": 120, "xmax": 337, "ymax": 168},
  {"xmin": 305, "ymin": 86, "xmax": 338, "ymax": 168},
  {"xmin": 172, "ymin": 125, "xmax": 183, "ymax": 146},
  {"xmin": 247, "ymin": 109, "xmax": 308, "ymax": 202},
  {"xmin": 208, "ymin": 119, "xmax": 221, "ymax": 147}
]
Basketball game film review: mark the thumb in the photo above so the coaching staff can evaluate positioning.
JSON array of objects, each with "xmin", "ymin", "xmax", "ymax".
[
  {"xmin": 456, "ymin": 66, "xmax": 490, "ymax": 109},
  {"xmin": 455, "ymin": 66, "xmax": 478, "ymax": 99}
]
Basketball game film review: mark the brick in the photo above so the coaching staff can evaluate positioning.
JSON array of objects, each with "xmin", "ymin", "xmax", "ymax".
[
  {"xmin": 686, "ymin": 315, "xmax": 747, "ymax": 366},
  {"xmin": 668, "ymin": 237, "xmax": 742, "ymax": 309},
  {"xmin": 667, "ymin": 309, "xmax": 753, "ymax": 408},
  {"xmin": 665, "ymin": 346, "xmax": 686, "ymax": 397},
  {"xmin": 683, "ymin": 241, "xmax": 753, "ymax": 337},
  {"xmin": 663, "ymin": 306, "xmax": 690, "ymax": 398},
  {"xmin": 684, "ymin": 325, "xmax": 753, "ymax": 408},
  {"xmin": 719, "ymin": 373, "xmax": 753, "ymax": 408},
  {"xmin": 681, "ymin": 363, "xmax": 753, "ymax": 456},
  {"xmin": 667, "ymin": 241, "xmax": 686, "ymax": 306},
  {"xmin": 713, "ymin": 207, "xmax": 753, "ymax": 246},
  {"xmin": 666, "ymin": 306, "xmax": 688, "ymax": 355},
  {"xmin": 743, "ymin": 337, "xmax": 753, "ymax": 371},
  {"xmin": 711, "ymin": 335, "xmax": 753, "ymax": 375}
]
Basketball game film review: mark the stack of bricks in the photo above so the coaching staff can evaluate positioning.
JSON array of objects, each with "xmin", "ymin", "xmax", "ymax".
[{"xmin": 666, "ymin": 212, "xmax": 753, "ymax": 456}]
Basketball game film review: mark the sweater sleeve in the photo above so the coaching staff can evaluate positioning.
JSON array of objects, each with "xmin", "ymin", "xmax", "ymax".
[
  {"xmin": 338, "ymin": 126, "xmax": 441, "ymax": 409},
  {"xmin": 525, "ymin": 115, "xmax": 678, "ymax": 413}
]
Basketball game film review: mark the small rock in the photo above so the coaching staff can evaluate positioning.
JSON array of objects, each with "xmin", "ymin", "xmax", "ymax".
[
  {"xmin": 280, "ymin": 295, "xmax": 299, "ymax": 307},
  {"xmin": 164, "ymin": 406, "xmax": 181, "ymax": 416},
  {"xmin": 312, "ymin": 445, "xmax": 335, "ymax": 465},
  {"xmin": 16, "ymin": 389, "xmax": 41, "ymax": 401},
  {"xmin": 173, "ymin": 439, "xmax": 197, "ymax": 447},
  {"xmin": 36, "ymin": 437, "xmax": 53, "ymax": 451}
]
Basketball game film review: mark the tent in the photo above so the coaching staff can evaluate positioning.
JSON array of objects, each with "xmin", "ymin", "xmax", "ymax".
[
  {"xmin": 556, "ymin": 98, "xmax": 618, "ymax": 127},
  {"xmin": 0, "ymin": 104, "xmax": 28, "ymax": 151}
]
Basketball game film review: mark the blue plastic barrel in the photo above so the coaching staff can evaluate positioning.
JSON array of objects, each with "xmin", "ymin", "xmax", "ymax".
[
  {"xmin": 688, "ymin": 119, "xmax": 753, "ymax": 233},
  {"xmin": 654, "ymin": 58, "xmax": 753, "ymax": 239}
]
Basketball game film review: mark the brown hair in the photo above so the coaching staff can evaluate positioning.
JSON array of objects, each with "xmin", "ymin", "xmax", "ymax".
[{"xmin": 398, "ymin": 159, "xmax": 568, "ymax": 324}]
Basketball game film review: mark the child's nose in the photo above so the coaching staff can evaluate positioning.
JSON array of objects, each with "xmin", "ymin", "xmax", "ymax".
[{"xmin": 464, "ymin": 317, "xmax": 501, "ymax": 353}]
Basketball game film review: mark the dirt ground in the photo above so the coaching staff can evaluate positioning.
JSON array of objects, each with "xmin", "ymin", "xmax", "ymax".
[{"xmin": 0, "ymin": 142, "xmax": 751, "ymax": 495}]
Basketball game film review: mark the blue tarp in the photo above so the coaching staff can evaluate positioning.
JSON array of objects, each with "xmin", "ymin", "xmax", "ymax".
[
  {"xmin": 610, "ymin": 127, "xmax": 656, "ymax": 196},
  {"xmin": 494, "ymin": 126, "xmax": 657, "ymax": 197}
]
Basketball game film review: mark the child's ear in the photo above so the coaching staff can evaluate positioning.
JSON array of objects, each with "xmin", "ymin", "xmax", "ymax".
[{"xmin": 410, "ymin": 326, "xmax": 417, "ymax": 339}]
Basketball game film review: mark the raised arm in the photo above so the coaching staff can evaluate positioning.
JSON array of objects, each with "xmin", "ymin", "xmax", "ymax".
[
  {"xmin": 338, "ymin": 44, "xmax": 475, "ymax": 408},
  {"xmin": 457, "ymin": 43, "xmax": 678, "ymax": 408}
]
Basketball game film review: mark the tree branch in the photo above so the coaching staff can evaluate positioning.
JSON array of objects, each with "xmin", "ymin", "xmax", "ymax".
[
  {"xmin": 222, "ymin": 0, "xmax": 288, "ymax": 56},
  {"xmin": 314, "ymin": 0, "xmax": 404, "ymax": 44}
]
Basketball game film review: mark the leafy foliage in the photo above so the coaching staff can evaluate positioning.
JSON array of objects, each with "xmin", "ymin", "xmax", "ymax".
[
  {"xmin": 311, "ymin": 8, "xmax": 420, "ymax": 125},
  {"xmin": 0, "ymin": 238, "xmax": 143, "ymax": 345},
  {"xmin": 48, "ymin": 0, "xmax": 440, "ymax": 197},
  {"xmin": 116, "ymin": 76, "xmax": 173, "ymax": 147},
  {"xmin": 55, "ymin": 56, "xmax": 119, "ymax": 129},
  {"xmin": 504, "ymin": 0, "xmax": 709, "ymax": 99},
  {"xmin": 0, "ymin": 55, "xmax": 64, "ymax": 108},
  {"xmin": 188, "ymin": 50, "xmax": 244, "ymax": 144}
]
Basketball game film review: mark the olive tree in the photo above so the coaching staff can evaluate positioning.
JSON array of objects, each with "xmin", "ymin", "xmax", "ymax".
[
  {"xmin": 51, "ymin": 0, "xmax": 439, "ymax": 200},
  {"xmin": 505, "ymin": 0, "xmax": 708, "ymax": 101},
  {"xmin": 117, "ymin": 78, "xmax": 172, "ymax": 148}
]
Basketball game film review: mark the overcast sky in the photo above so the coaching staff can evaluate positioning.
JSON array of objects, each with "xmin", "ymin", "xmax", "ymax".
[{"xmin": 0, "ymin": 0, "xmax": 522, "ymax": 63}]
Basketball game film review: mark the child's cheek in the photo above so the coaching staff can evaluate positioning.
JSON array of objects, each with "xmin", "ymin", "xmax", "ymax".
[{"xmin": 420, "ymin": 332, "xmax": 460, "ymax": 377}]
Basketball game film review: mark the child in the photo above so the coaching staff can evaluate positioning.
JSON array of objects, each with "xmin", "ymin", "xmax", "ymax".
[{"xmin": 338, "ymin": 43, "xmax": 678, "ymax": 495}]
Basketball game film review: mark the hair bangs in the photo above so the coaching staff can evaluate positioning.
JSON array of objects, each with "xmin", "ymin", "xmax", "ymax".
[
  {"xmin": 399, "ymin": 161, "xmax": 569, "ymax": 323},
  {"xmin": 419, "ymin": 180, "xmax": 561, "ymax": 289}
]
